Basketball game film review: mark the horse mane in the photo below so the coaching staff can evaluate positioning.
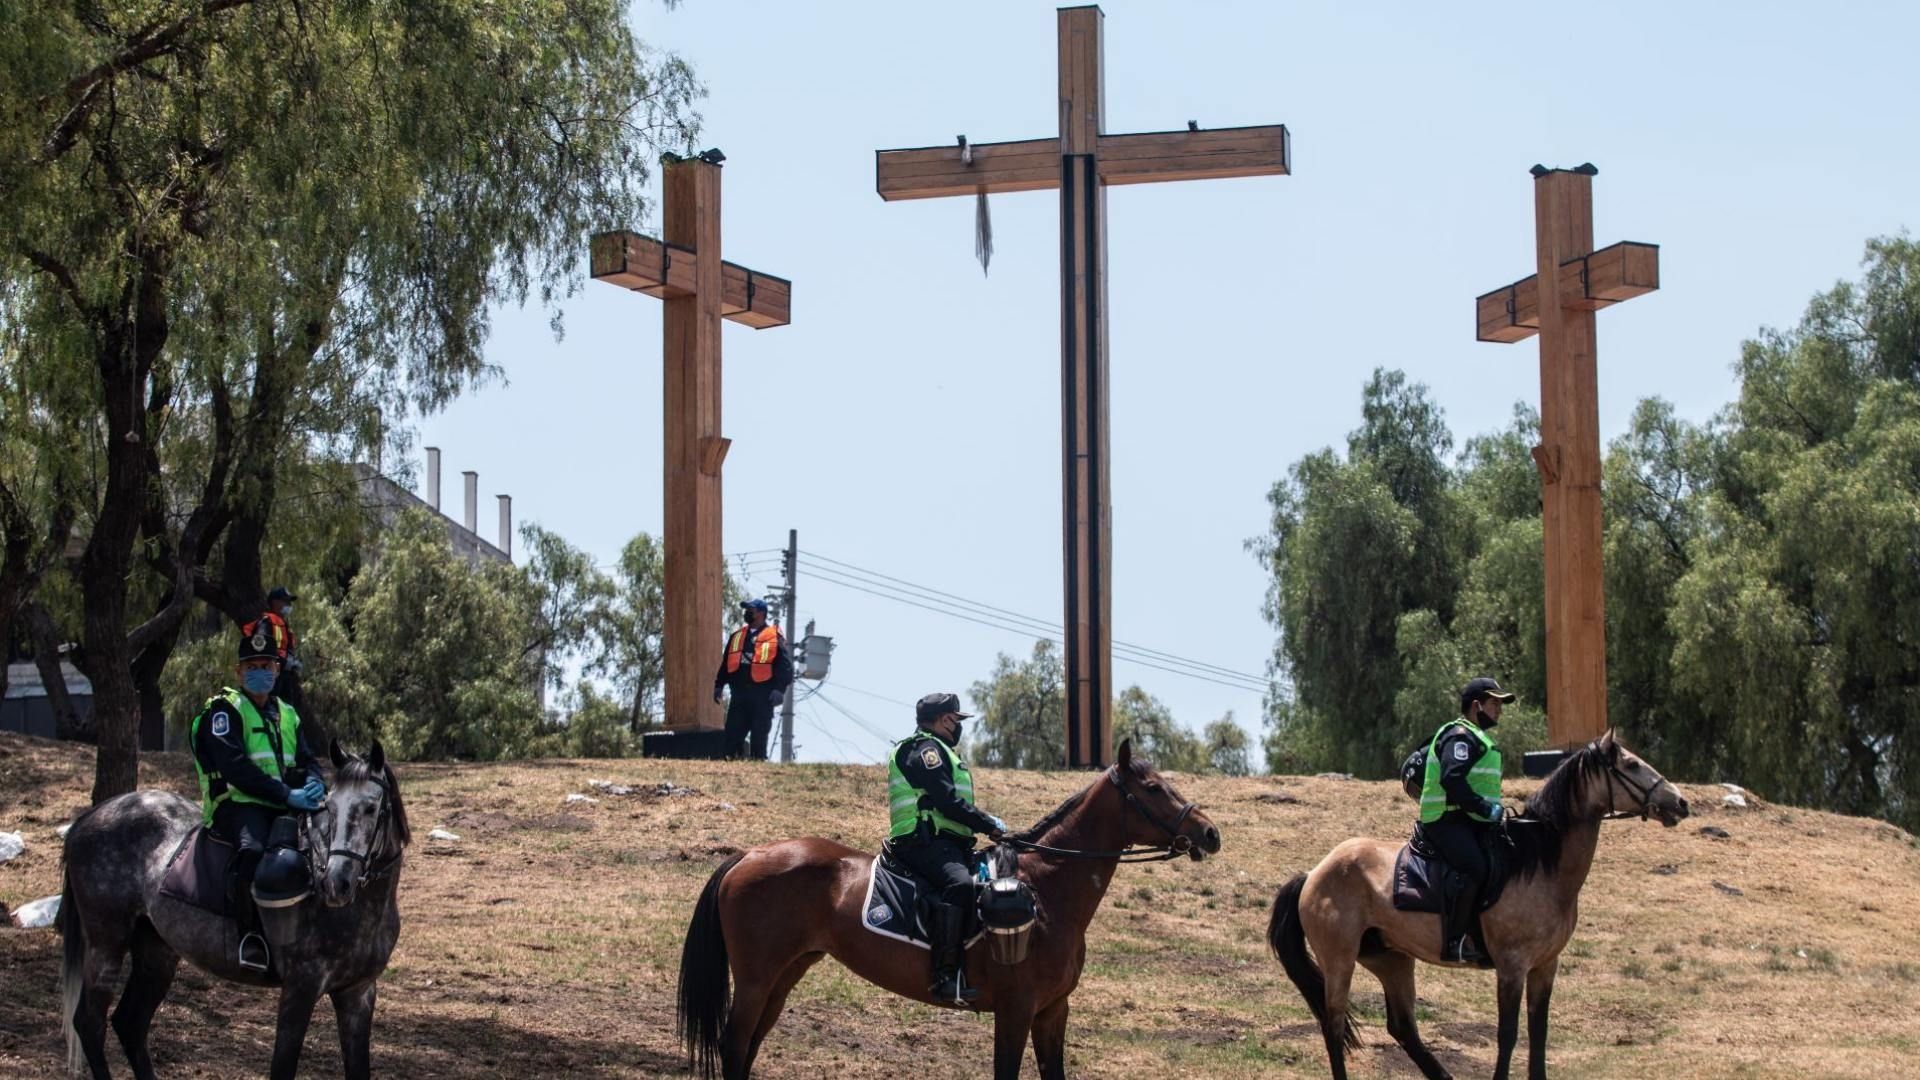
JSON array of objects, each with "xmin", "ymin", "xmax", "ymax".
[
  {"xmin": 338, "ymin": 756, "xmax": 412, "ymax": 848},
  {"xmin": 1009, "ymin": 757, "xmax": 1148, "ymax": 845},
  {"xmin": 1507, "ymin": 741, "xmax": 1611, "ymax": 880}
]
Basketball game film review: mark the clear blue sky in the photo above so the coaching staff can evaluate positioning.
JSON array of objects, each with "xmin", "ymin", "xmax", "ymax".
[{"xmin": 416, "ymin": 1, "xmax": 1919, "ymax": 763}]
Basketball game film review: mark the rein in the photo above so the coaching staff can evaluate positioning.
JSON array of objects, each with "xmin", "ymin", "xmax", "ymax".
[{"xmin": 1002, "ymin": 767, "xmax": 1197, "ymax": 863}]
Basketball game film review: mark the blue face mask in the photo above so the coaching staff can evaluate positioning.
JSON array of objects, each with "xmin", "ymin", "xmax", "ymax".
[{"xmin": 242, "ymin": 667, "xmax": 277, "ymax": 695}]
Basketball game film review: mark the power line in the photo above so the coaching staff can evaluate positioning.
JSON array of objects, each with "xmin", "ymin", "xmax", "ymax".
[
  {"xmin": 801, "ymin": 550, "xmax": 1279, "ymax": 689},
  {"xmin": 812, "ymin": 687, "xmax": 898, "ymax": 748},
  {"xmin": 806, "ymin": 568, "xmax": 1274, "ymax": 691}
]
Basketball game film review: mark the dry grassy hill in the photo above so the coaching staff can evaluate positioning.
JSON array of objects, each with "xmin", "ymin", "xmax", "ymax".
[{"xmin": 3, "ymin": 731, "xmax": 1917, "ymax": 1078}]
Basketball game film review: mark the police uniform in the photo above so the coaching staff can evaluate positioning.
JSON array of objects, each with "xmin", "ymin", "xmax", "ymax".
[
  {"xmin": 190, "ymin": 627, "xmax": 322, "ymax": 968},
  {"xmin": 1415, "ymin": 677, "xmax": 1513, "ymax": 963},
  {"xmin": 712, "ymin": 602, "xmax": 793, "ymax": 760},
  {"xmin": 886, "ymin": 692, "xmax": 1007, "ymax": 1003}
]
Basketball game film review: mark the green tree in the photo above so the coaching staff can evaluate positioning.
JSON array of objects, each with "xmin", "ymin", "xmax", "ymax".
[
  {"xmin": 1203, "ymin": 714, "xmax": 1252, "ymax": 777},
  {"xmin": 330, "ymin": 509, "xmax": 544, "ymax": 760},
  {"xmin": 1112, "ymin": 685, "xmax": 1207, "ymax": 772},
  {"xmin": 969, "ymin": 640, "xmax": 1065, "ymax": 769},
  {"xmin": 2, "ymin": 0, "xmax": 699, "ymax": 800}
]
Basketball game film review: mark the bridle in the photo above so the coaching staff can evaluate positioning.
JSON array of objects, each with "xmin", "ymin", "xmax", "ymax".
[
  {"xmin": 1002, "ymin": 766, "xmax": 1200, "ymax": 863},
  {"xmin": 305, "ymin": 771, "xmax": 402, "ymax": 888},
  {"xmin": 1602, "ymin": 756, "xmax": 1674, "ymax": 822}
]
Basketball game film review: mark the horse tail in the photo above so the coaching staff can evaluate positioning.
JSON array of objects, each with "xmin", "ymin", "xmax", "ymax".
[
  {"xmin": 1268, "ymin": 872, "xmax": 1360, "ymax": 1052},
  {"xmin": 678, "ymin": 852, "xmax": 745, "ymax": 1080},
  {"xmin": 57, "ymin": 865, "xmax": 86, "ymax": 1077}
]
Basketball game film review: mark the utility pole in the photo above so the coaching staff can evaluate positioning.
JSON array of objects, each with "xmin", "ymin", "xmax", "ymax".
[{"xmin": 779, "ymin": 528, "xmax": 798, "ymax": 763}]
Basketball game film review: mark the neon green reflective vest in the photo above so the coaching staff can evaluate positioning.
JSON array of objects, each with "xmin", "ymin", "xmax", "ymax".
[
  {"xmin": 888, "ymin": 735, "xmax": 976, "ymax": 841},
  {"xmin": 190, "ymin": 688, "xmax": 301, "ymax": 825},
  {"xmin": 1418, "ymin": 718, "xmax": 1503, "ymax": 823}
]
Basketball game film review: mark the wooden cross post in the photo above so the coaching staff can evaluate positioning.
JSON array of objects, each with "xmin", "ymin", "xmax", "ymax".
[
  {"xmin": 876, "ymin": 5, "xmax": 1289, "ymax": 768},
  {"xmin": 590, "ymin": 152, "xmax": 793, "ymax": 734},
  {"xmin": 1474, "ymin": 164, "xmax": 1658, "ymax": 751}
]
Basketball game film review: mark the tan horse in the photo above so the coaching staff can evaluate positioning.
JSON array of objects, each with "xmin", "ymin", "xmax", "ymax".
[
  {"xmin": 1267, "ymin": 733, "xmax": 1689, "ymax": 1080},
  {"xmin": 675, "ymin": 739, "xmax": 1221, "ymax": 1080}
]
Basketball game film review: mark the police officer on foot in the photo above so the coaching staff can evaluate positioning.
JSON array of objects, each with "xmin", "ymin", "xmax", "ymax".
[
  {"xmin": 713, "ymin": 598, "xmax": 793, "ymax": 760},
  {"xmin": 885, "ymin": 692, "xmax": 1010, "ymax": 1004},
  {"xmin": 189, "ymin": 624, "xmax": 325, "ymax": 971},
  {"xmin": 1416, "ymin": 676, "xmax": 1515, "ymax": 965}
]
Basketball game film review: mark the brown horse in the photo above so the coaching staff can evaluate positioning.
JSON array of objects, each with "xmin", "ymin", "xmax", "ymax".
[
  {"xmin": 676, "ymin": 739, "xmax": 1221, "ymax": 1079},
  {"xmin": 1266, "ymin": 732, "xmax": 1689, "ymax": 1080}
]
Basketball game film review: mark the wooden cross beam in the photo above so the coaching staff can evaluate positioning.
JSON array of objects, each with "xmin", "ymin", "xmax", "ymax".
[
  {"xmin": 1473, "ymin": 164, "xmax": 1658, "ymax": 750},
  {"xmin": 590, "ymin": 153, "xmax": 792, "ymax": 733},
  {"xmin": 875, "ymin": 5, "xmax": 1289, "ymax": 768}
]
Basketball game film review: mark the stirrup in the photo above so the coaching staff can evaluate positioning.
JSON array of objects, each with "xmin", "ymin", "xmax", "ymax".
[
  {"xmin": 1447, "ymin": 935, "xmax": 1489, "ymax": 966},
  {"xmin": 930, "ymin": 973, "xmax": 978, "ymax": 1005},
  {"xmin": 238, "ymin": 931, "xmax": 271, "ymax": 973}
]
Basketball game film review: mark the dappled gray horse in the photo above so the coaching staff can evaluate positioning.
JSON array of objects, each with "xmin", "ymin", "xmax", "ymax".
[{"xmin": 58, "ymin": 742, "xmax": 409, "ymax": 1079}]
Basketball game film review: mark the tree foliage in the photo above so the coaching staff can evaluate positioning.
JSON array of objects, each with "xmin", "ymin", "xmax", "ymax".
[
  {"xmin": 1256, "ymin": 237, "xmax": 1920, "ymax": 828},
  {"xmin": 1, "ymin": 0, "xmax": 700, "ymax": 798}
]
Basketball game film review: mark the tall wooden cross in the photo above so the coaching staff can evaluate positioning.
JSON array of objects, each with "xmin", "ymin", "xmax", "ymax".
[
  {"xmin": 1474, "ymin": 164, "xmax": 1658, "ymax": 750},
  {"xmin": 590, "ymin": 152, "xmax": 793, "ymax": 733},
  {"xmin": 876, "ymin": 5, "xmax": 1290, "ymax": 768}
]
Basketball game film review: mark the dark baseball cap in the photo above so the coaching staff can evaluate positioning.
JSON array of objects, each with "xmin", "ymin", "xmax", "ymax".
[
  {"xmin": 741, "ymin": 597, "xmax": 769, "ymax": 612},
  {"xmin": 1459, "ymin": 677, "xmax": 1516, "ymax": 714},
  {"xmin": 915, "ymin": 692, "xmax": 972, "ymax": 724},
  {"xmin": 267, "ymin": 586, "xmax": 296, "ymax": 603}
]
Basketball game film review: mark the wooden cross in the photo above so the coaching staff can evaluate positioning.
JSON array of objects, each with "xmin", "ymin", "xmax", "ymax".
[
  {"xmin": 1473, "ymin": 164, "xmax": 1658, "ymax": 750},
  {"xmin": 590, "ymin": 153, "xmax": 793, "ymax": 733},
  {"xmin": 876, "ymin": 5, "xmax": 1290, "ymax": 768}
]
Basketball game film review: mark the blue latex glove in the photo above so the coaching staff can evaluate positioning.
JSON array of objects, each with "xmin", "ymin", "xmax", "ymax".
[
  {"xmin": 987, "ymin": 815, "xmax": 1009, "ymax": 837},
  {"xmin": 301, "ymin": 777, "xmax": 326, "ymax": 803},
  {"xmin": 713, "ymin": 687, "xmax": 725, "ymax": 705},
  {"xmin": 1486, "ymin": 803, "xmax": 1507, "ymax": 825},
  {"xmin": 770, "ymin": 688, "xmax": 785, "ymax": 706},
  {"xmin": 286, "ymin": 784, "xmax": 325, "ymax": 812}
]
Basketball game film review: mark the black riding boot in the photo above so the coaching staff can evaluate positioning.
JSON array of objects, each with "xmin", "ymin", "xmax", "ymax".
[
  {"xmin": 1445, "ymin": 875, "xmax": 1488, "ymax": 967},
  {"xmin": 928, "ymin": 904, "xmax": 977, "ymax": 1004},
  {"xmin": 227, "ymin": 871, "xmax": 270, "ymax": 973}
]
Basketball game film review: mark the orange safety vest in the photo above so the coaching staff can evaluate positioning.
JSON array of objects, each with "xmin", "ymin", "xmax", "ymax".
[{"xmin": 724, "ymin": 625, "xmax": 781, "ymax": 683}]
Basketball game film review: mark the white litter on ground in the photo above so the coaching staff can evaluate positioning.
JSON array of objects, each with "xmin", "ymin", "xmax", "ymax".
[
  {"xmin": 12, "ymin": 894, "xmax": 60, "ymax": 929},
  {"xmin": 427, "ymin": 828, "xmax": 461, "ymax": 842},
  {"xmin": 564, "ymin": 793, "xmax": 599, "ymax": 805},
  {"xmin": 0, "ymin": 832, "xmax": 24, "ymax": 864}
]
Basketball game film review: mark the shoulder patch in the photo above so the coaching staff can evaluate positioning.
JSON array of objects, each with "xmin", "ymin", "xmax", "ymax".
[
  {"xmin": 921, "ymin": 747, "xmax": 942, "ymax": 769},
  {"xmin": 210, "ymin": 711, "xmax": 231, "ymax": 738},
  {"xmin": 1450, "ymin": 740, "xmax": 1471, "ymax": 761}
]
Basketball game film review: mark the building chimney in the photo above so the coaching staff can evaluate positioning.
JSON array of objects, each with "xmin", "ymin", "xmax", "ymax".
[
  {"xmin": 426, "ymin": 447, "xmax": 442, "ymax": 510},
  {"xmin": 462, "ymin": 470, "xmax": 478, "ymax": 533},
  {"xmin": 497, "ymin": 494, "xmax": 513, "ymax": 558}
]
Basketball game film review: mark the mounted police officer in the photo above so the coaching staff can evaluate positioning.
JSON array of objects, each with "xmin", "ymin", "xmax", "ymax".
[
  {"xmin": 713, "ymin": 598, "xmax": 793, "ymax": 760},
  {"xmin": 885, "ymin": 692, "xmax": 1010, "ymax": 1004},
  {"xmin": 1416, "ymin": 676, "xmax": 1515, "ymax": 965},
  {"xmin": 189, "ymin": 624, "xmax": 325, "ymax": 970}
]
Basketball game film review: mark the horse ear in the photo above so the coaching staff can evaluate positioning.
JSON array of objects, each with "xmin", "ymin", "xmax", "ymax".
[
  {"xmin": 369, "ymin": 740, "xmax": 386, "ymax": 773},
  {"xmin": 329, "ymin": 738, "xmax": 348, "ymax": 769},
  {"xmin": 1601, "ymin": 730, "xmax": 1620, "ymax": 761},
  {"xmin": 1117, "ymin": 738, "xmax": 1133, "ymax": 769}
]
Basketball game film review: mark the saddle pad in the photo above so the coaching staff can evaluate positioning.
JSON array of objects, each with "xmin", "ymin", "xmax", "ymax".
[
  {"xmin": 858, "ymin": 855, "xmax": 987, "ymax": 951},
  {"xmin": 157, "ymin": 827, "xmax": 235, "ymax": 917},
  {"xmin": 1391, "ymin": 835, "xmax": 1511, "ymax": 915}
]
